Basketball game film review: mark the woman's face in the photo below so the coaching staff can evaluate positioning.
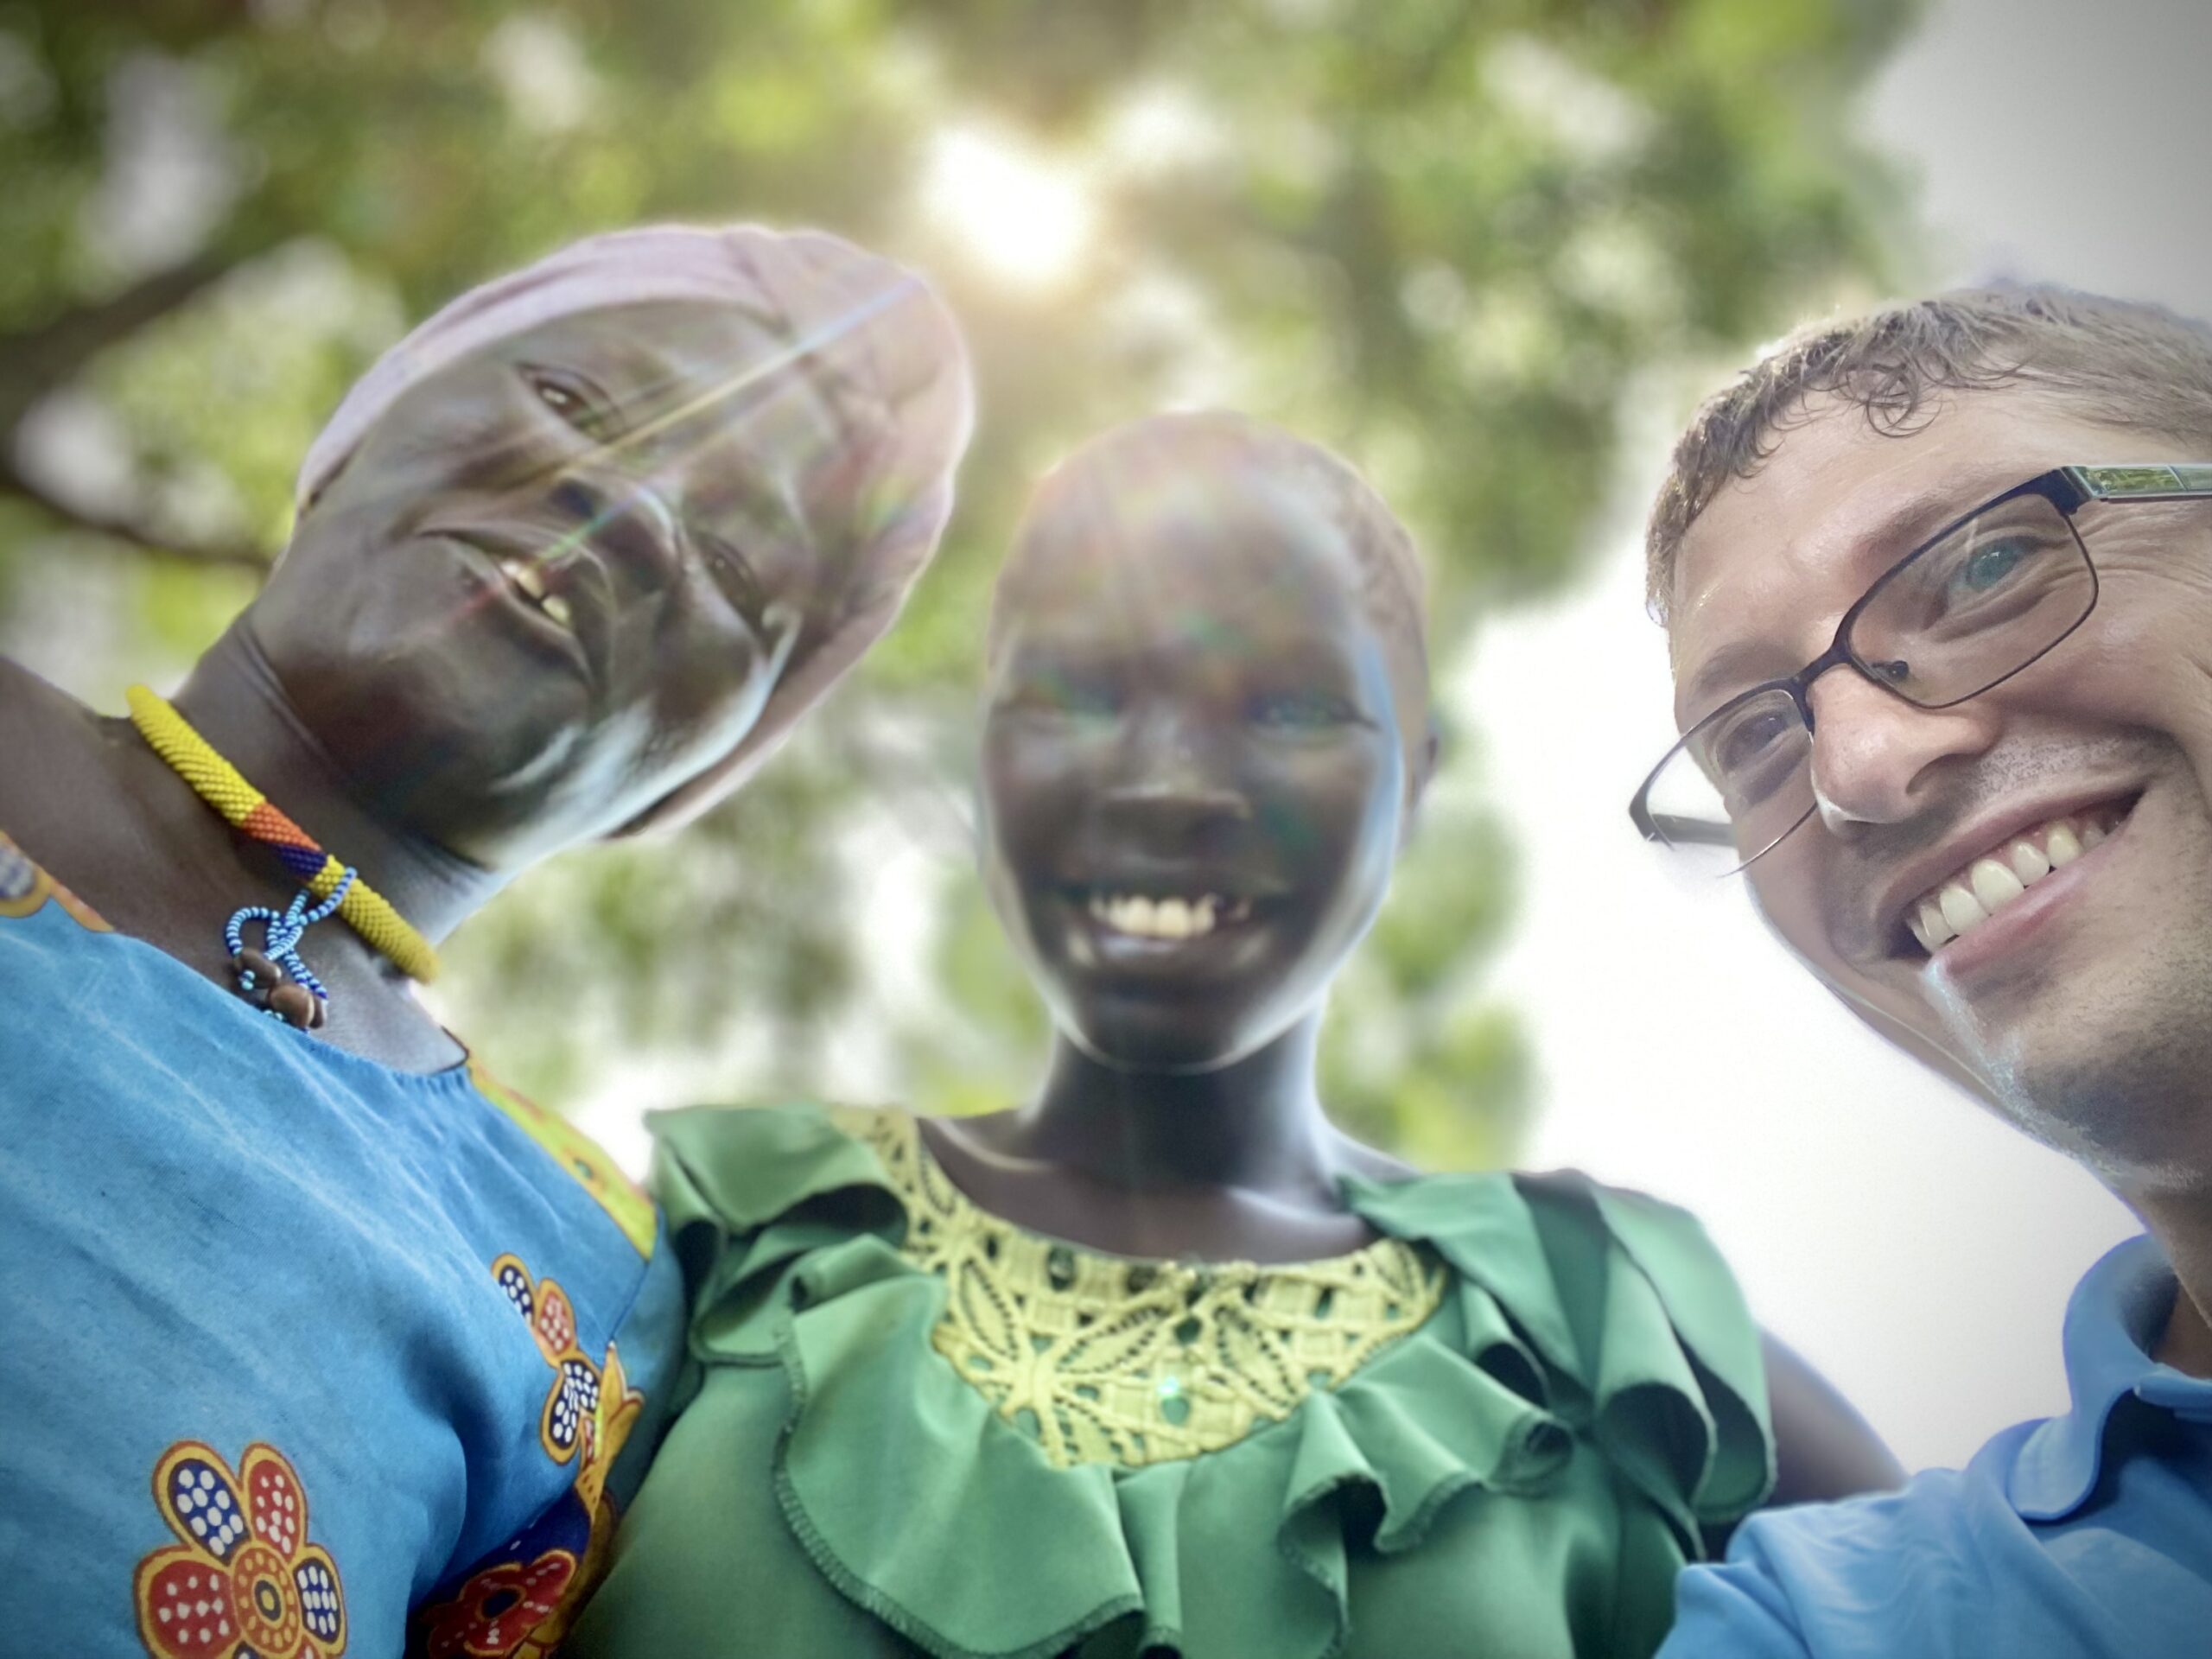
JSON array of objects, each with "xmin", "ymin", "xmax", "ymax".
[
  {"xmin": 980, "ymin": 467, "xmax": 1413, "ymax": 1072},
  {"xmin": 250, "ymin": 299, "xmax": 850, "ymax": 863}
]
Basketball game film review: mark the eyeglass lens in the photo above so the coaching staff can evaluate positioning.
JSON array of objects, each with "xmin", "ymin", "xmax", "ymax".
[{"xmin": 1644, "ymin": 490, "xmax": 2094, "ymax": 864}]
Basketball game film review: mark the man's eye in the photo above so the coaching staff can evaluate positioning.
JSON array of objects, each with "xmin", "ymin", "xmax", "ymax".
[
  {"xmin": 1713, "ymin": 712, "xmax": 1789, "ymax": 770},
  {"xmin": 1955, "ymin": 537, "xmax": 2028, "ymax": 594},
  {"xmin": 1700, "ymin": 702, "xmax": 1803, "ymax": 798}
]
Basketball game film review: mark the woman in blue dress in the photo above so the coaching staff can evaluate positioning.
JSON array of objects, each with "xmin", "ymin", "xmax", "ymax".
[{"xmin": 0, "ymin": 222, "xmax": 971, "ymax": 1656}]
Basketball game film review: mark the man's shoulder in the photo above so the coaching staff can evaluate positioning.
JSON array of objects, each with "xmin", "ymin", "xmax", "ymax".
[
  {"xmin": 1735, "ymin": 1443, "xmax": 2031, "ymax": 1561},
  {"xmin": 1657, "ymin": 1459, "xmax": 2029, "ymax": 1659},
  {"xmin": 1662, "ymin": 1397, "xmax": 2190, "ymax": 1659}
]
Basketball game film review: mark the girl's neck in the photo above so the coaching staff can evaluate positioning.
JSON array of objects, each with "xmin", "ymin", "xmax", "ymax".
[{"xmin": 1015, "ymin": 1015, "xmax": 1347, "ymax": 1203}]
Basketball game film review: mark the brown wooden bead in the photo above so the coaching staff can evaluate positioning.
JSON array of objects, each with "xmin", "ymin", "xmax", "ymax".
[
  {"xmin": 268, "ymin": 982, "xmax": 316, "ymax": 1027},
  {"xmin": 234, "ymin": 947, "xmax": 280, "ymax": 988},
  {"xmin": 307, "ymin": 992, "xmax": 327, "ymax": 1030}
]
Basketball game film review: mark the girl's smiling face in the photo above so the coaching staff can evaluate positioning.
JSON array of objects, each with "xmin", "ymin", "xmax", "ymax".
[{"xmin": 980, "ymin": 460, "xmax": 1421, "ymax": 1073}]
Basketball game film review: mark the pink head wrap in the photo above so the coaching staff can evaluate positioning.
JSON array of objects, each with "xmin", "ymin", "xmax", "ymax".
[{"xmin": 297, "ymin": 223, "xmax": 975, "ymax": 830}]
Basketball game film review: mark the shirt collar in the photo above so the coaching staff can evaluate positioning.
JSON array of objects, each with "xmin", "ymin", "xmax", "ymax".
[{"xmin": 2005, "ymin": 1233, "xmax": 2212, "ymax": 1521}]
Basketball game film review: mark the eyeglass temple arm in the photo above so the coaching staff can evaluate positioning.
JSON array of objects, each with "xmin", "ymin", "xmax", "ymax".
[
  {"xmin": 2068, "ymin": 463, "xmax": 2212, "ymax": 501},
  {"xmin": 1634, "ymin": 808, "xmax": 1740, "ymax": 849}
]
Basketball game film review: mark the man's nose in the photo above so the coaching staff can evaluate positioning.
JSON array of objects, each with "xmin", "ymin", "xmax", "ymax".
[{"xmin": 1804, "ymin": 670, "xmax": 1999, "ymax": 833}]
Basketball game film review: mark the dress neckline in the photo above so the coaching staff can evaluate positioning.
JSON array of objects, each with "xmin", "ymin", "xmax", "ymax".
[
  {"xmin": 891, "ymin": 1105, "xmax": 1418, "ymax": 1275},
  {"xmin": 836, "ymin": 1105, "xmax": 1450, "ymax": 1468}
]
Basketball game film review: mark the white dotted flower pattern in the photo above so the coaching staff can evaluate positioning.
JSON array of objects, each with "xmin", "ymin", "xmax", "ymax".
[{"xmin": 133, "ymin": 1440, "xmax": 346, "ymax": 1658}]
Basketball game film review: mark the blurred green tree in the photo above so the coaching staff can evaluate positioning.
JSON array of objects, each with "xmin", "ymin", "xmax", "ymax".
[{"xmin": 0, "ymin": 0, "xmax": 1912, "ymax": 1162}]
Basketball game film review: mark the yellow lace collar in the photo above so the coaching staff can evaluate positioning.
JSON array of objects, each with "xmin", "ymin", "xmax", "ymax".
[{"xmin": 834, "ymin": 1107, "xmax": 1447, "ymax": 1469}]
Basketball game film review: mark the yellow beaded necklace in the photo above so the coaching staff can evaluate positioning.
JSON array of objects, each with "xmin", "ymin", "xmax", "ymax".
[{"xmin": 126, "ymin": 685, "xmax": 442, "ymax": 1001}]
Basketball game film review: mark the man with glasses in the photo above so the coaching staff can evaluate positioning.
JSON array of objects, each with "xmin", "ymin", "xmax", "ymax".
[{"xmin": 1637, "ymin": 285, "xmax": 2212, "ymax": 1658}]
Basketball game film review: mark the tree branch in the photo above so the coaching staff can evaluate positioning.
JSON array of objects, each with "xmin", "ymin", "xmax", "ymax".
[
  {"xmin": 0, "ymin": 454, "xmax": 270, "ymax": 572},
  {"xmin": 0, "ymin": 251, "xmax": 248, "ymax": 433}
]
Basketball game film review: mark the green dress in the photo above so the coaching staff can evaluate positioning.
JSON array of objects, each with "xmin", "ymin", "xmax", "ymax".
[{"xmin": 568, "ymin": 1103, "xmax": 1773, "ymax": 1659}]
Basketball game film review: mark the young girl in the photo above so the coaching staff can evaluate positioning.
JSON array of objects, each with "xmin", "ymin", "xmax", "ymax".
[{"xmin": 570, "ymin": 412, "xmax": 1895, "ymax": 1657}]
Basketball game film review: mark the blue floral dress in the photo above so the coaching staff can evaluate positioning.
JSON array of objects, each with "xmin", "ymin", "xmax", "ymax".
[{"xmin": 0, "ymin": 831, "xmax": 683, "ymax": 1657}]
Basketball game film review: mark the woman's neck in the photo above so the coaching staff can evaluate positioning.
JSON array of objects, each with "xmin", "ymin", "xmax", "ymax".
[{"xmin": 168, "ymin": 627, "xmax": 498, "ymax": 945}]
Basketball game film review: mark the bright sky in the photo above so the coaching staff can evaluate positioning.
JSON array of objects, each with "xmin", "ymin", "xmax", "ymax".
[{"xmin": 1475, "ymin": 0, "xmax": 2212, "ymax": 1471}]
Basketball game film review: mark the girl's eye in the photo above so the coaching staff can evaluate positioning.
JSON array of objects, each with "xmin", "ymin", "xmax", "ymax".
[
  {"xmin": 1009, "ymin": 674, "xmax": 1119, "ymax": 718},
  {"xmin": 1253, "ymin": 691, "xmax": 1353, "ymax": 728}
]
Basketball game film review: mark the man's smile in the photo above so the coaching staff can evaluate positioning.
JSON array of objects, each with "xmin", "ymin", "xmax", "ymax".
[{"xmin": 1897, "ymin": 796, "xmax": 2134, "ymax": 957}]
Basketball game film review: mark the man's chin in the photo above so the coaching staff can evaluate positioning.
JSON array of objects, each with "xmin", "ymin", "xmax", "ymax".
[{"xmin": 1967, "ymin": 1008, "xmax": 2212, "ymax": 1184}]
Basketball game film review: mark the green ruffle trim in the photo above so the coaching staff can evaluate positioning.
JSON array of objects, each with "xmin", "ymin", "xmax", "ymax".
[{"xmin": 650, "ymin": 1104, "xmax": 1775, "ymax": 1659}]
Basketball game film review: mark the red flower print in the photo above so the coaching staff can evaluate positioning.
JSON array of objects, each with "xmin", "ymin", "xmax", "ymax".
[{"xmin": 415, "ymin": 1549, "xmax": 578, "ymax": 1659}]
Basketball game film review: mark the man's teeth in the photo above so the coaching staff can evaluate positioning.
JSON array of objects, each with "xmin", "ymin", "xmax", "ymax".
[
  {"xmin": 1084, "ymin": 893, "xmax": 1252, "ymax": 940},
  {"xmin": 1906, "ymin": 809, "xmax": 2123, "ymax": 954},
  {"xmin": 498, "ymin": 556, "xmax": 571, "ymax": 627}
]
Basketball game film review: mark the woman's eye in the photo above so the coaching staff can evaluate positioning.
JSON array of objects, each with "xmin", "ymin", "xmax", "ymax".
[
  {"xmin": 697, "ymin": 533, "xmax": 769, "ymax": 626},
  {"xmin": 523, "ymin": 368, "xmax": 620, "ymax": 442}
]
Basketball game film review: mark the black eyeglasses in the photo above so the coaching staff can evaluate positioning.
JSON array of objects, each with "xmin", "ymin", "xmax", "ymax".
[{"xmin": 1630, "ymin": 462, "xmax": 2212, "ymax": 871}]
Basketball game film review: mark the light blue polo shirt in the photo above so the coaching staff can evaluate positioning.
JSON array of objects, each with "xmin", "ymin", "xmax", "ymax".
[{"xmin": 1659, "ymin": 1235, "xmax": 2212, "ymax": 1658}]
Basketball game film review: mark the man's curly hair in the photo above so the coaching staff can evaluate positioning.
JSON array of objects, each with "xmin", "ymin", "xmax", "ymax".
[{"xmin": 1647, "ymin": 284, "xmax": 2212, "ymax": 619}]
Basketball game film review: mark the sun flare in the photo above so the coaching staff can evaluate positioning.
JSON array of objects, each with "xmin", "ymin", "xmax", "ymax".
[{"xmin": 920, "ymin": 124, "xmax": 1096, "ymax": 293}]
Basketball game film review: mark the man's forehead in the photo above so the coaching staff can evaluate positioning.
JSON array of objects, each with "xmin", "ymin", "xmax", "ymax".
[{"xmin": 1664, "ymin": 391, "xmax": 2108, "ymax": 710}]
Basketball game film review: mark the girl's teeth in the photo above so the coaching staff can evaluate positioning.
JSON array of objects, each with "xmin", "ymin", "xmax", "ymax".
[
  {"xmin": 2045, "ymin": 824, "xmax": 2082, "ymax": 866},
  {"xmin": 1087, "ymin": 893, "xmax": 1229, "ymax": 941},
  {"xmin": 2081, "ymin": 821, "xmax": 2107, "ymax": 849},
  {"xmin": 542, "ymin": 593, "xmax": 574, "ymax": 627}
]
